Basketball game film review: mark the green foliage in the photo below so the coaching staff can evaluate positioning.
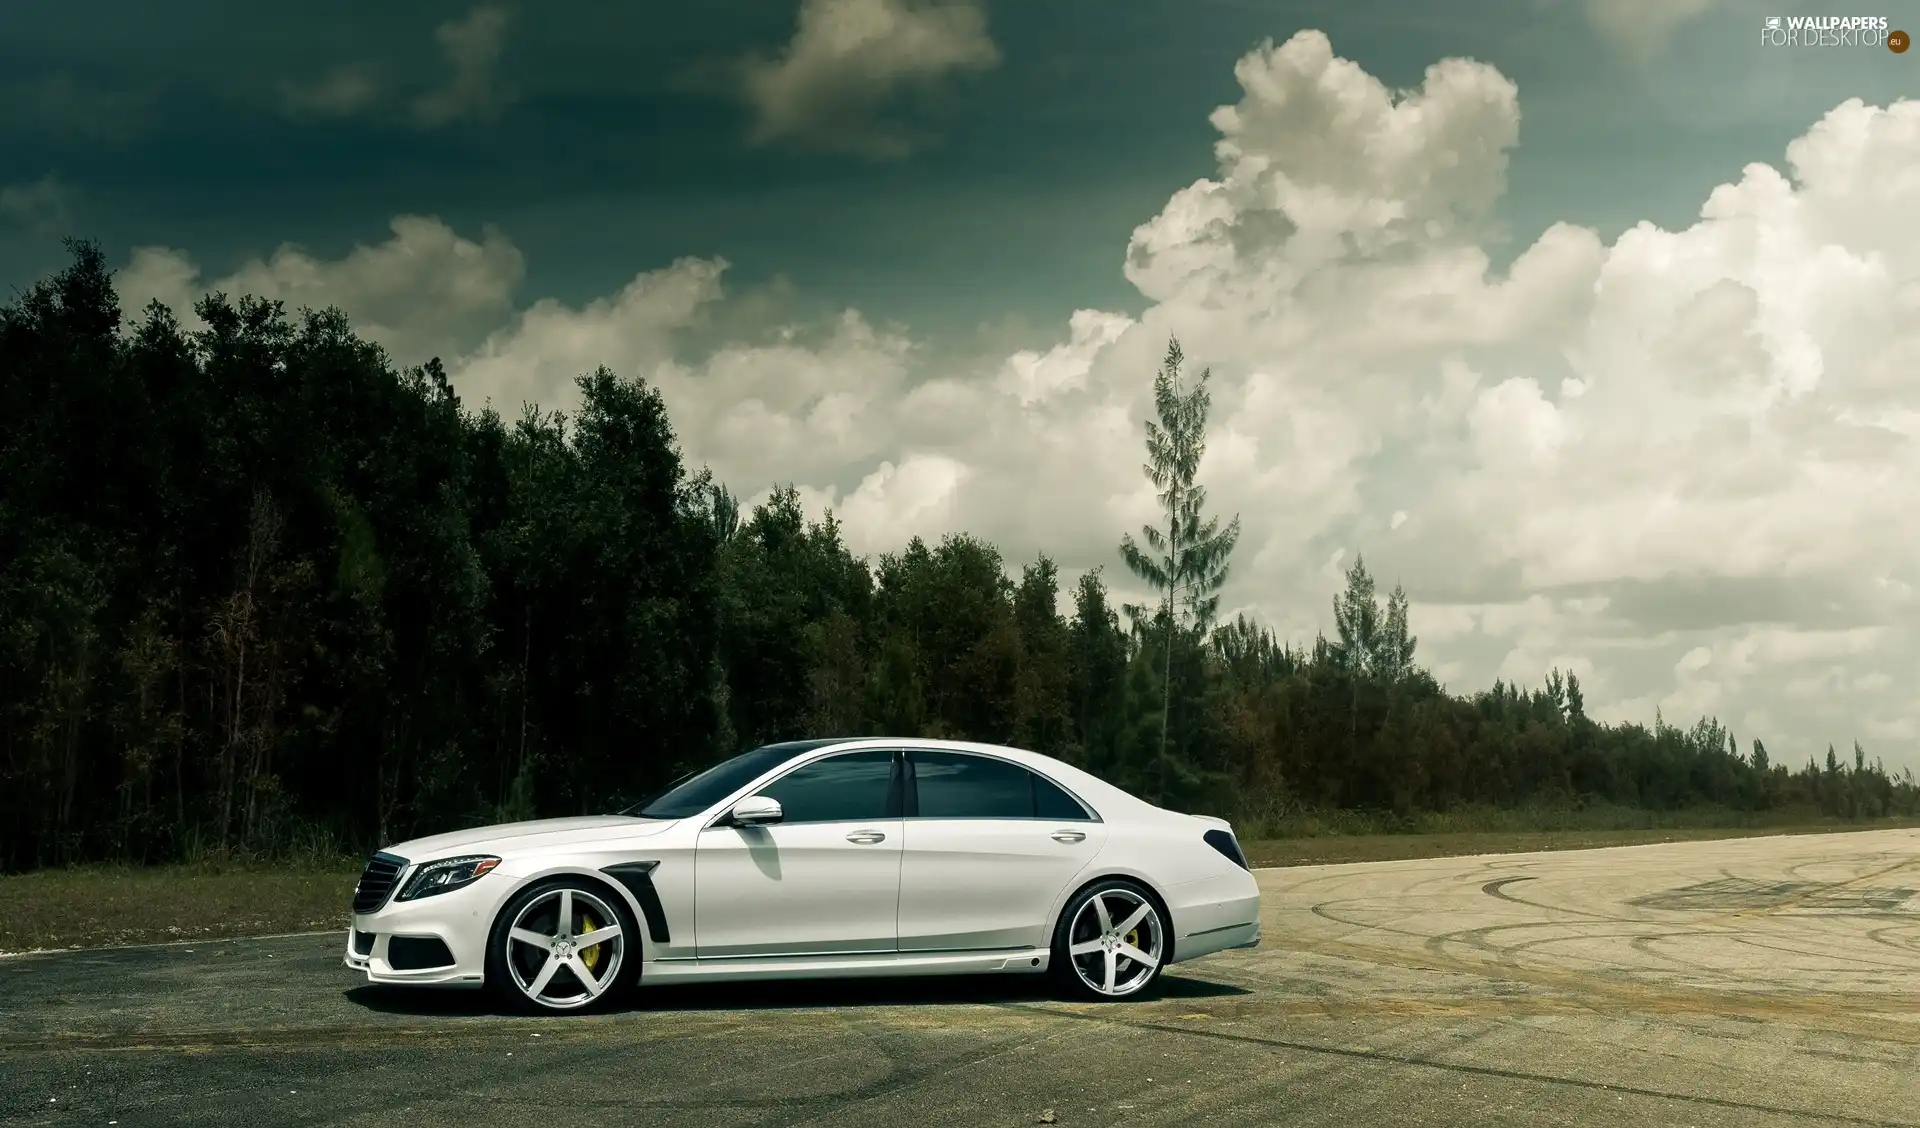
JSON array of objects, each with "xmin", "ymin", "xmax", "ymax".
[
  {"xmin": 1330, "ymin": 554, "xmax": 1415, "ymax": 683},
  {"xmin": 0, "ymin": 245, "xmax": 1911, "ymax": 871},
  {"xmin": 1118, "ymin": 337, "xmax": 1242, "ymax": 636},
  {"xmin": 714, "ymin": 485, "xmax": 871, "ymax": 750},
  {"xmin": 1117, "ymin": 337, "xmax": 1243, "ymax": 804}
]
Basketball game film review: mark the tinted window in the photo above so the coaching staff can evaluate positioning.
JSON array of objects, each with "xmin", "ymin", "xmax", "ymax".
[
  {"xmin": 628, "ymin": 740, "xmax": 846, "ymax": 819},
  {"xmin": 756, "ymin": 750, "xmax": 897, "ymax": 823},
  {"xmin": 911, "ymin": 751, "xmax": 1089, "ymax": 820},
  {"xmin": 1033, "ymin": 773, "xmax": 1093, "ymax": 821}
]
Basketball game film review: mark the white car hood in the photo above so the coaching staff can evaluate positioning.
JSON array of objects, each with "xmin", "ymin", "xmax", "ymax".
[{"xmin": 386, "ymin": 815, "xmax": 677, "ymax": 861}]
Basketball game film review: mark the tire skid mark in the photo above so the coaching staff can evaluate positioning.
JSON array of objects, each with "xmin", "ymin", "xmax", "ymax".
[
  {"xmin": 1429, "ymin": 920, "xmax": 1748, "ymax": 988},
  {"xmin": 1425, "ymin": 921, "xmax": 1574, "ymax": 970},
  {"xmin": 1480, "ymin": 875, "xmax": 1537, "ymax": 902},
  {"xmin": 1266, "ymin": 932, "xmax": 1920, "ymax": 1043},
  {"xmin": 1494, "ymin": 928, "xmax": 1727, "ymax": 980},
  {"xmin": 1609, "ymin": 931, "xmax": 1786, "ymax": 984},
  {"xmin": 1866, "ymin": 924, "xmax": 1920, "ymax": 954},
  {"xmin": 1480, "ymin": 875, "xmax": 1640, "ymax": 922},
  {"xmin": 995, "ymin": 1000, "xmax": 1920, "ymax": 1128},
  {"xmin": 774, "ymin": 1020, "xmax": 1086, "ymax": 1127},
  {"xmin": 1312, "ymin": 898, "xmax": 1733, "ymax": 985},
  {"xmin": 1302, "ymin": 854, "xmax": 1920, "ymax": 987},
  {"xmin": 1723, "ymin": 932, "xmax": 1919, "ymax": 971},
  {"xmin": 1308, "ymin": 898, "xmax": 1449, "ymax": 944},
  {"xmin": 1627, "ymin": 933, "xmax": 1719, "ymax": 972},
  {"xmin": 1695, "ymin": 855, "xmax": 1920, "ymax": 928},
  {"xmin": 1419, "ymin": 921, "xmax": 1705, "ymax": 977}
]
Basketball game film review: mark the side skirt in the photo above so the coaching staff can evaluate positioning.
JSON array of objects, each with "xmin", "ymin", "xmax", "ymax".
[{"xmin": 641, "ymin": 948, "xmax": 1052, "ymax": 985}]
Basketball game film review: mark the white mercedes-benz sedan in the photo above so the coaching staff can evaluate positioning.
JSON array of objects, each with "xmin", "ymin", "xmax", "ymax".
[{"xmin": 343, "ymin": 737, "xmax": 1262, "ymax": 1013}]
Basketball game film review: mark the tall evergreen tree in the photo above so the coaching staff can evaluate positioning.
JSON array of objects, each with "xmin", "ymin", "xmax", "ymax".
[
  {"xmin": 1117, "ymin": 338, "xmax": 1241, "ymax": 799},
  {"xmin": 1330, "ymin": 555, "xmax": 1416, "ymax": 682},
  {"xmin": 1328, "ymin": 554, "xmax": 1417, "ymax": 741}
]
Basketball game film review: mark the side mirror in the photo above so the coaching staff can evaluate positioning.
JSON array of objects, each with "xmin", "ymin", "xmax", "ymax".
[{"xmin": 728, "ymin": 794, "xmax": 783, "ymax": 827}]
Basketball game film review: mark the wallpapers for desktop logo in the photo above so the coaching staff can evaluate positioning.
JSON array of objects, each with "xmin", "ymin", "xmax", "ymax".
[{"xmin": 1759, "ymin": 14, "xmax": 1907, "ymax": 50}]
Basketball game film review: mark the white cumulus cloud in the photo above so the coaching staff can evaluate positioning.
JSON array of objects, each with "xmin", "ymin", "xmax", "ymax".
[{"xmin": 117, "ymin": 215, "xmax": 525, "ymax": 366}]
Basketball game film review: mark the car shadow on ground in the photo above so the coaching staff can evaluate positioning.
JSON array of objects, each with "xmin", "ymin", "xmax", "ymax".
[{"xmin": 345, "ymin": 972, "xmax": 1249, "ymax": 1017}]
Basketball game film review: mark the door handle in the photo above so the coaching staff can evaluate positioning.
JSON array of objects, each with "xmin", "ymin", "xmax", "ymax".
[
  {"xmin": 846, "ymin": 830, "xmax": 887, "ymax": 844},
  {"xmin": 1051, "ymin": 830, "xmax": 1087, "ymax": 843}
]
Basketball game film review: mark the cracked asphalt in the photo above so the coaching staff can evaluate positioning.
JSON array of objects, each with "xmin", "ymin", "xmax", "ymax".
[{"xmin": 6, "ymin": 828, "xmax": 1920, "ymax": 1127}]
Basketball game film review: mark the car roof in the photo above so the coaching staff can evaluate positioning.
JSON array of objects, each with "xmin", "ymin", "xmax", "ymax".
[
  {"xmin": 753, "ymin": 737, "xmax": 866, "ymax": 758},
  {"xmin": 786, "ymin": 736, "xmax": 1053, "ymax": 765}
]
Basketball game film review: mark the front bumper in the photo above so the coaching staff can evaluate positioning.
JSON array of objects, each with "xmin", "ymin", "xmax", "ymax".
[{"xmin": 342, "ymin": 879, "xmax": 494, "ymax": 988}]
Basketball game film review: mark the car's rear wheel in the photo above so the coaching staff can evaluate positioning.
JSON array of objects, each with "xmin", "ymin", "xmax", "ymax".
[
  {"xmin": 486, "ymin": 879, "xmax": 637, "ymax": 1014},
  {"xmin": 1049, "ymin": 878, "xmax": 1168, "ymax": 1001}
]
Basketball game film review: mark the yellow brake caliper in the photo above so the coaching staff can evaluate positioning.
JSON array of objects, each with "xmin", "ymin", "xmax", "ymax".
[{"xmin": 580, "ymin": 910, "xmax": 602, "ymax": 971}]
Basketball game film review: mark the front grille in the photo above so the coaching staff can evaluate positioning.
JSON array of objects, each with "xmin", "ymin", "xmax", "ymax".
[{"xmin": 351, "ymin": 852, "xmax": 409, "ymax": 914}]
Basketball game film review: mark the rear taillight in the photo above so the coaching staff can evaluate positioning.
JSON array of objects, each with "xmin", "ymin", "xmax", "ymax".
[{"xmin": 1203, "ymin": 828, "xmax": 1249, "ymax": 870}]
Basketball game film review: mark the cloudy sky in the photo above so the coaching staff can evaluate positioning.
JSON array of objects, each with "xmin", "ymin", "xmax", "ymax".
[{"xmin": 4, "ymin": 0, "xmax": 1917, "ymax": 766}]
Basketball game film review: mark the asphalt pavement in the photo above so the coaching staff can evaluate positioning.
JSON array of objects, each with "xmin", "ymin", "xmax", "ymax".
[{"xmin": 6, "ymin": 828, "xmax": 1920, "ymax": 1127}]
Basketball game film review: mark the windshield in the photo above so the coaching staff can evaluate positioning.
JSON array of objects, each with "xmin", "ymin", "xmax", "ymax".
[{"xmin": 622, "ymin": 740, "xmax": 855, "ymax": 819}]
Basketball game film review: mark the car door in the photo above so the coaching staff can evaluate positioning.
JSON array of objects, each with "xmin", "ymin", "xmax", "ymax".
[
  {"xmin": 693, "ymin": 748, "xmax": 904, "ymax": 959},
  {"xmin": 895, "ymin": 749, "xmax": 1108, "ymax": 953}
]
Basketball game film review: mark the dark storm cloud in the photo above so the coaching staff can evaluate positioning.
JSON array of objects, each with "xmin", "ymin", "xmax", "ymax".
[
  {"xmin": 737, "ymin": 0, "xmax": 1001, "ymax": 158},
  {"xmin": 279, "ymin": 67, "xmax": 383, "ymax": 119},
  {"xmin": 0, "ymin": 72, "xmax": 160, "ymax": 143},
  {"xmin": 0, "ymin": 175, "xmax": 70, "ymax": 234},
  {"xmin": 412, "ymin": 4, "xmax": 517, "ymax": 127}
]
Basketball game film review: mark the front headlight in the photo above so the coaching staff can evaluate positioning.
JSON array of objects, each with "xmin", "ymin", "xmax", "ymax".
[{"xmin": 396, "ymin": 855, "xmax": 502, "ymax": 901}]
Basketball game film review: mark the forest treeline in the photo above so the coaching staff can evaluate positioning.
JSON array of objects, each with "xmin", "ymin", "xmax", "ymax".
[{"xmin": 2, "ymin": 244, "xmax": 1913, "ymax": 871}]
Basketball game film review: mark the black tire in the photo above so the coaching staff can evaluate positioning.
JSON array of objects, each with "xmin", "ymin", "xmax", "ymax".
[
  {"xmin": 1048, "ymin": 877, "xmax": 1170, "ymax": 1002},
  {"xmin": 485, "ymin": 877, "xmax": 640, "ymax": 1014}
]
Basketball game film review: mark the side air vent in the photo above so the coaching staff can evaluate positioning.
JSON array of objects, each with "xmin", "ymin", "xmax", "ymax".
[
  {"xmin": 387, "ymin": 935, "xmax": 455, "ymax": 970},
  {"xmin": 1203, "ymin": 828, "xmax": 1249, "ymax": 870}
]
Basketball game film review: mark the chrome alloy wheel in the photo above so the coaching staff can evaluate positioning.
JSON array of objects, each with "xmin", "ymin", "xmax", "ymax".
[
  {"xmin": 503, "ymin": 886, "xmax": 627, "ymax": 1010},
  {"xmin": 1065, "ymin": 886, "xmax": 1164, "ymax": 997}
]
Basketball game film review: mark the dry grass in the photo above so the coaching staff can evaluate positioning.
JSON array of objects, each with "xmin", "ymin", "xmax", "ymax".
[
  {"xmin": 1242, "ymin": 822, "xmax": 1920, "ymax": 868},
  {"xmin": 0, "ymin": 861, "xmax": 358, "ymax": 953}
]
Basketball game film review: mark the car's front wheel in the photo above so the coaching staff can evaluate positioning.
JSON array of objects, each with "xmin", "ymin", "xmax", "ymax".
[
  {"xmin": 1049, "ymin": 878, "xmax": 1169, "ymax": 1001},
  {"xmin": 485, "ymin": 879, "xmax": 637, "ymax": 1014}
]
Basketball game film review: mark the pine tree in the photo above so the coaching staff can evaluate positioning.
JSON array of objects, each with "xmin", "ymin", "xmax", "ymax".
[
  {"xmin": 1331, "ymin": 554, "xmax": 1417, "ymax": 682},
  {"xmin": 1328, "ymin": 555, "xmax": 1416, "ymax": 738},
  {"xmin": 1118, "ymin": 338, "xmax": 1241, "ymax": 800}
]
